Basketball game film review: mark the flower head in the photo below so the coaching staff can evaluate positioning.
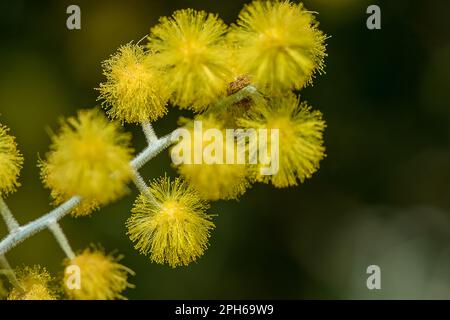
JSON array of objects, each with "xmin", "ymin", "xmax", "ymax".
[
  {"xmin": 40, "ymin": 109, "xmax": 133, "ymax": 210},
  {"xmin": 63, "ymin": 247, "xmax": 134, "ymax": 300},
  {"xmin": 237, "ymin": 94, "xmax": 326, "ymax": 187},
  {"xmin": 8, "ymin": 266, "xmax": 57, "ymax": 300},
  {"xmin": 148, "ymin": 9, "xmax": 232, "ymax": 110},
  {"xmin": 173, "ymin": 116, "xmax": 251, "ymax": 200},
  {"xmin": 0, "ymin": 124, "xmax": 23, "ymax": 196},
  {"xmin": 229, "ymin": 0, "xmax": 327, "ymax": 92},
  {"xmin": 98, "ymin": 43, "xmax": 171, "ymax": 124},
  {"xmin": 127, "ymin": 176, "xmax": 215, "ymax": 268}
]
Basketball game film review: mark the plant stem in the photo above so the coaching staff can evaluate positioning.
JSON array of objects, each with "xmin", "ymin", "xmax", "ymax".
[
  {"xmin": 0, "ymin": 198, "xmax": 20, "ymax": 232},
  {"xmin": 0, "ymin": 196, "xmax": 81, "ymax": 256},
  {"xmin": 130, "ymin": 132, "xmax": 174, "ymax": 170},
  {"xmin": 0, "ymin": 84, "xmax": 256, "ymax": 258},
  {"xmin": 132, "ymin": 169, "xmax": 158, "ymax": 205},
  {"xmin": 142, "ymin": 122, "xmax": 158, "ymax": 144},
  {"xmin": 48, "ymin": 221, "xmax": 75, "ymax": 259}
]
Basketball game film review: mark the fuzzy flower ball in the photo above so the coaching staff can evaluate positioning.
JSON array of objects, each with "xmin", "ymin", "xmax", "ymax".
[
  {"xmin": 63, "ymin": 247, "xmax": 134, "ymax": 300},
  {"xmin": 229, "ymin": 0, "xmax": 327, "ymax": 92},
  {"xmin": 0, "ymin": 124, "xmax": 23, "ymax": 197},
  {"xmin": 173, "ymin": 116, "xmax": 251, "ymax": 201},
  {"xmin": 127, "ymin": 176, "xmax": 215, "ymax": 268},
  {"xmin": 98, "ymin": 43, "xmax": 171, "ymax": 124},
  {"xmin": 148, "ymin": 9, "xmax": 232, "ymax": 111},
  {"xmin": 238, "ymin": 93, "xmax": 326, "ymax": 188},
  {"xmin": 40, "ymin": 109, "xmax": 133, "ymax": 211},
  {"xmin": 8, "ymin": 266, "xmax": 57, "ymax": 300}
]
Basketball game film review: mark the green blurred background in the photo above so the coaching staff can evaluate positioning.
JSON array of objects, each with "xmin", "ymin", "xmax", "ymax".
[{"xmin": 1, "ymin": 0, "xmax": 450, "ymax": 299}]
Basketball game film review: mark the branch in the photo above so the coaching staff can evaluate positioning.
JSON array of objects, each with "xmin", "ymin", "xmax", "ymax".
[
  {"xmin": 48, "ymin": 221, "xmax": 75, "ymax": 259},
  {"xmin": 141, "ymin": 121, "xmax": 158, "ymax": 144},
  {"xmin": 0, "ymin": 84, "xmax": 256, "ymax": 258},
  {"xmin": 0, "ymin": 196, "xmax": 81, "ymax": 256},
  {"xmin": 0, "ymin": 198, "xmax": 20, "ymax": 232}
]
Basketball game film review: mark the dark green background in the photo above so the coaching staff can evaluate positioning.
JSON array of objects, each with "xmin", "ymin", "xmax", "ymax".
[{"xmin": 1, "ymin": 0, "xmax": 450, "ymax": 299}]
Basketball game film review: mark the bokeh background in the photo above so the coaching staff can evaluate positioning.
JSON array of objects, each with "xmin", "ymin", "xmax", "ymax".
[{"xmin": 1, "ymin": 0, "xmax": 449, "ymax": 299}]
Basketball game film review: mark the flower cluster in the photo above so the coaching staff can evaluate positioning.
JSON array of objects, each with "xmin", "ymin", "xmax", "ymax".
[
  {"xmin": 3, "ymin": 247, "xmax": 133, "ymax": 300},
  {"xmin": 0, "ymin": 0, "xmax": 328, "ymax": 300},
  {"xmin": 114, "ymin": 1, "xmax": 325, "ymax": 268}
]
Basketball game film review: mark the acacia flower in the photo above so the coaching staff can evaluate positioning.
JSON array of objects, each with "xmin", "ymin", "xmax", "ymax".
[
  {"xmin": 237, "ymin": 93, "xmax": 326, "ymax": 187},
  {"xmin": 148, "ymin": 9, "xmax": 232, "ymax": 111},
  {"xmin": 229, "ymin": 0, "xmax": 327, "ymax": 92},
  {"xmin": 173, "ymin": 116, "xmax": 251, "ymax": 200},
  {"xmin": 8, "ymin": 266, "xmax": 57, "ymax": 300},
  {"xmin": 63, "ymin": 247, "xmax": 134, "ymax": 300},
  {"xmin": 127, "ymin": 176, "xmax": 215, "ymax": 268},
  {"xmin": 40, "ymin": 109, "xmax": 133, "ymax": 212},
  {"xmin": 98, "ymin": 43, "xmax": 171, "ymax": 124},
  {"xmin": 0, "ymin": 124, "xmax": 23, "ymax": 196}
]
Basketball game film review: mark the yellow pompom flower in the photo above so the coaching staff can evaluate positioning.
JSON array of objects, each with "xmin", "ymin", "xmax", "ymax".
[
  {"xmin": 229, "ymin": 0, "xmax": 327, "ymax": 92},
  {"xmin": 237, "ymin": 94, "xmax": 326, "ymax": 187},
  {"xmin": 127, "ymin": 176, "xmax": 215, "ymax": 268},
  {"xmin": 63, "ymin": 247, "xmax": 134, "ymax": 300},
  {"xmin": 173, "ymin": 116, "xmax": 251, "ymax": 200},
  {"xmin": 8, "ymin": 266, "xmax": 57, "ymax": 300},
  {"xmin": 148, "ymin": 9, "xmax": 232, "ymax": 111},
  {"xmin": 98, "ymin": 43, "xmax": 171, "ymax": 124},
  {"xmin": 40, "ymin": 109, "xmax": 133, "ymax": 211},
  {"xmin": 0, "ymin": 124, "xmax": 23, "ymax": 196}
]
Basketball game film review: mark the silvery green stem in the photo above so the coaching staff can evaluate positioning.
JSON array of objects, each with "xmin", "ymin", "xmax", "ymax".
[
  {"xmin": 0, "ymin": 196, "xmax": 81, "ymax": 256},
  {"xmin": 132, "ymin": 169, "xmax": 157, "ymax": 205},
  {"xmin": 142, "ymin": 121, "xmax": 158, "ymax": 144},
  {"xmin": 0, "ymin": 198, "xmax": 20, "ymax": 232},
  {"xmin": 131, "ymin": 132, "xmax": 175, "ymax": 170},
  {"xmin": 0, "ymin": 254, "xmax": 23, "ymax": 292},
  {"xmin": 48, "ymin": 221, "xmax": 75, "ymax": 259}
]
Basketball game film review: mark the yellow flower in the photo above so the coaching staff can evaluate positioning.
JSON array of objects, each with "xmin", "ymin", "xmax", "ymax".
[
  {"xmin": 63, "ymin": 247, "xmax": 134, "ymax": 300},
  {"xmin": 98, "ymin": 43, "xmax": 170, "ymax": 124},
  {"xmin": 127, "ymin": 176, "xmax": 215, "ymax": 268},
  {"xmin": 8, "ymin": 266, "xmax": 57, "ymax": 300},
  {"xmin": 229, "ymin": 0, "xmax": 327, "ymax": 92},
  {"xmin": 0, "ymin": 124, "xmax": 23, "ymax": 196},
  {"xmin": 40, "ymin": 109, "xmax": 133, "ymax": 210},
  {"xmin": 174, "ymin": 116, "xmax": 251, "ymax": 200},
  {"xmin": 148, "ymin": 9, "xmax": 232, "ymax": 111},
  {"xmin": 237, "ymin": 94, "xmax": 326, "ymax": 187}
]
